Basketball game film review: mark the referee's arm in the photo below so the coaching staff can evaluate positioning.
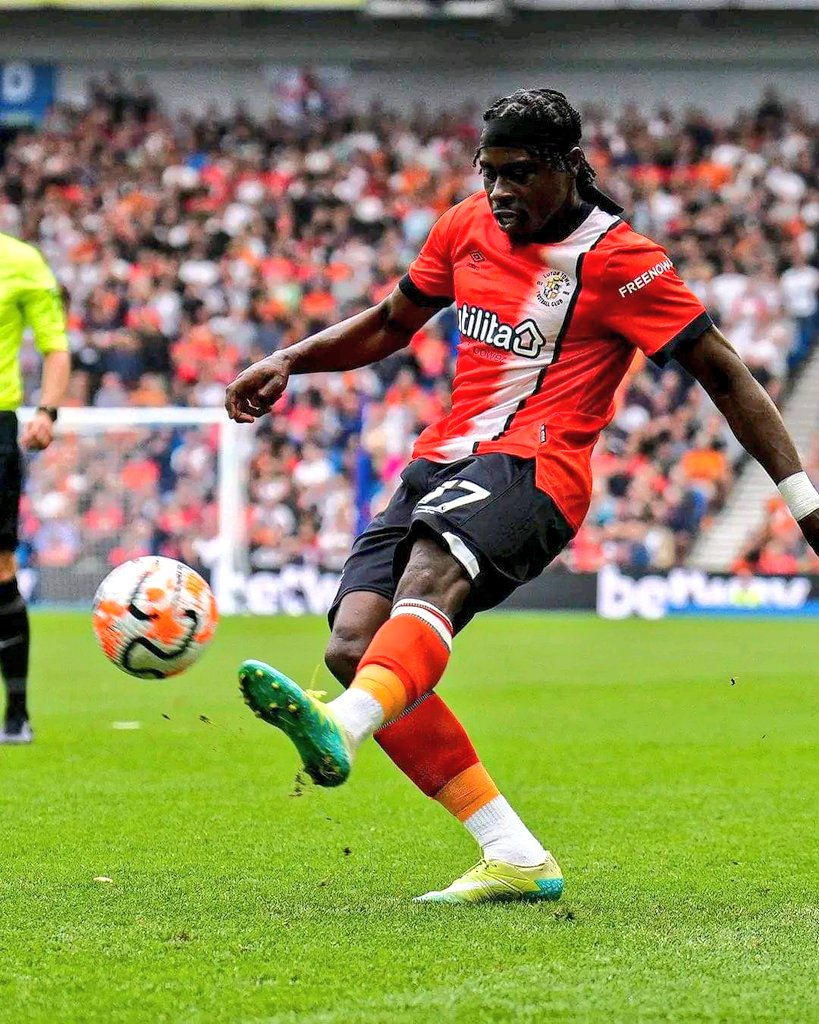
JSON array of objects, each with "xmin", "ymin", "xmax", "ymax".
[{"xmin": 18, "ymin": 253, "xmax": 70, "ymax": 451}]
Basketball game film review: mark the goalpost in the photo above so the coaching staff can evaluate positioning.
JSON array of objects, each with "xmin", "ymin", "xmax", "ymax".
[{"xmin": 17, "ymin": 406, "xmax": 256, "ymax": 615}]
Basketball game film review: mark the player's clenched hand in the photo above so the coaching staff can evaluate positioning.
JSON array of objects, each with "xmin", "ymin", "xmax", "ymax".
[
  {"xmin": 797, "ymin": 508, "xmax": 819, "ymax": 557},
  {"xmin": 225, "ymin": 353, "xmax": 292, "ymax": 423},
  {"xmin": 20, "ymin": 410, "xmax": 55, "ymax": 451}
]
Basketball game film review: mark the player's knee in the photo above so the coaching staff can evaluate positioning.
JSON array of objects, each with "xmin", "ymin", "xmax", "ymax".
[
  {"xmin": 396, "ymin": 536, "xmax": 470, "ymax": 617},
  {"xmin": 324, "ymin": 629, "xmax": 369, "ymax": 688},
  {"xmin": 0, "ymin": 552, "xmax": 16, "ymax": 583}
]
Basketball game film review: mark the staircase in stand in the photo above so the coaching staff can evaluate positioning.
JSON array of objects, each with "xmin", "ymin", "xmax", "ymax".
[{"xmin": 689, "ymin": 347, "xmax": 819, "ymax": 570}]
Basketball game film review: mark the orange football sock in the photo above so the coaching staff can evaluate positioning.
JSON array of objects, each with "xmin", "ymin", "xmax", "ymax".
[
  {"xmin": 349, "ymin": 664, "xmax": 407, "ymax": 723},
  {"xmin": 376, "ymin": 698, "xmax": 547, "ymax": 865},
  {"xmin": 433, "ymin": 761, "xmax": 500, "ymax": 821},
  {"xmin": 375, "ymin": 691, "xmax": 480, "ymax": 797},
  {"xmin": 350, "ymin": 598, "xmax": 453, "ymax": 721}
]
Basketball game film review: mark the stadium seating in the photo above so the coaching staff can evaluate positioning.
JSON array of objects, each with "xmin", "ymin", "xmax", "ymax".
[
  {"xmin": 731, "ymin": 431, "xmax": 819, "ymax": 574},
  {"xmin": 4, "ymin": 76, "xmax": 817, "ymax": 577}
]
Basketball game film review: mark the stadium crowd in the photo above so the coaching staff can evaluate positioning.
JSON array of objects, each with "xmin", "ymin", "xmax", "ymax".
[
  {"xmin": 732, "ymin": 431, "xmax": 819, "ymax": 575},
  {"xmin": 3, "ymin": 74, "xmax": 818, "ymax": 581}
]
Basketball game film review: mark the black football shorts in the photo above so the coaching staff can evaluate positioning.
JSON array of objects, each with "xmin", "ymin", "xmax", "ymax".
[
  {"xmin": 0, "ymin": 412, "xmax": 22, "ymax": 552},
  {"xmin": 329, "ymin": 453, "xmax": 574, "ymax": 633}
]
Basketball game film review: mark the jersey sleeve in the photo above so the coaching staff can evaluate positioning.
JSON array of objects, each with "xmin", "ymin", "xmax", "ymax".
[
  {"xmin": 399, "ymin": 207, "xmax": 456, "ymax": 309},
  {"xmin": 602, "ymin": 241, "xmax": 713, "ymax": 366},
  {"xmin": 18, "ymin": 249, "xmax": 68, "ymax": 355}
]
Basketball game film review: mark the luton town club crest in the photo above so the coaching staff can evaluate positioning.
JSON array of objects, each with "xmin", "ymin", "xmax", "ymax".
[{"xmin": 536, "ymin": 269, "xmax": 572, "ymax": 307}]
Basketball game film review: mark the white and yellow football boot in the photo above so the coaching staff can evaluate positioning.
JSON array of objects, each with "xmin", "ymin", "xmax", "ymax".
[{"xmin": 414, "ymin": 853, "xmax": 564, "ymax": 905}]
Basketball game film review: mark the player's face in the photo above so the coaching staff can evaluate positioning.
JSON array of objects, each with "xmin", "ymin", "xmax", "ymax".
[{"xmin": 480, "ymin": 147, "xmax": 577, "ymax": 240}]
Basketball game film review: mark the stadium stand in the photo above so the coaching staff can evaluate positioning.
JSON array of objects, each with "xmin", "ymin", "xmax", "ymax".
[
  {"xmin": 731, "ymin": 431, "xmax": 819, "ymax": 575},
  {"xmin": 3, "ymin": 73, "xmax": 817, "ymax": 579}
]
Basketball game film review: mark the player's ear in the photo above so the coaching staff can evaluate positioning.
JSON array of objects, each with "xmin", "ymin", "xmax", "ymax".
[{"xmin": 566, "ymin": 147, "xmax": 584, "ymax": 177}]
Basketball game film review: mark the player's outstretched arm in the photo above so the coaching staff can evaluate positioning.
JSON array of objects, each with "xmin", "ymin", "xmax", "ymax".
[
  {"xmin": 225, "ymin": 285, "xmax": 436, "ymax": 423},
  {"xmin": 676, "ymin": 325, "xmax": 819, "ymax": 552}
]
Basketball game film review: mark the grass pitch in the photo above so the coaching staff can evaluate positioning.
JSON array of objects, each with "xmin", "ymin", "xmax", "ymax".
[{"xmin": 1, "ymin": 612, "xmax": 817, "ymax": 1023}]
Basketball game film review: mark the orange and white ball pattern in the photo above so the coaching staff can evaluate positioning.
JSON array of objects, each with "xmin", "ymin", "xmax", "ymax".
[{"xmin": 92, "ymin": 556, "xmax": 218, "ymax": 678}]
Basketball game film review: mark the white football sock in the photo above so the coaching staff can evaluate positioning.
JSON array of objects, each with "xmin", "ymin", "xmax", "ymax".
[
  {"xmin": 328, "ymin": 687, "xmax": 385, "ymax": 750},
  {"xmin": 463, "ymin": 795, "xmax": 548, "ymax": 867}
]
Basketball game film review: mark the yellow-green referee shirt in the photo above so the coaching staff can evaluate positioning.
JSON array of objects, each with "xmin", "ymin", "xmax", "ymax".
[{"xmin": 0, "ymin": 232, "xmax": 68, "ymax": 411}]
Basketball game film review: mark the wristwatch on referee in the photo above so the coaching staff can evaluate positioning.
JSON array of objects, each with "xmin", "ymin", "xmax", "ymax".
[{"xmin": 36, "ymin": 406, "xmax": 58, "ymax": 423}]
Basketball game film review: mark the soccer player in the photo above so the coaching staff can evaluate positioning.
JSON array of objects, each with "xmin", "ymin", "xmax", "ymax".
[
  {"xmin": 0, "ymin": 233, "xmax": 70, "ymax": 744},
  {"xmin": 225, "ymin": 89, "xmax": 819, "ymax": 903}
]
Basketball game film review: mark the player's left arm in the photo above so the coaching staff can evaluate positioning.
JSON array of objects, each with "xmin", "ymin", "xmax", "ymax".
[
  {"xmin": 18, "ymin": 260, "xmax": 70, "ymax": 451},
  {"xmin": 676, "ymin": 325, "xmax": 819, "ymax": 552},
  {"xmin": 605, "ymin": 240, "xmax": 819, "ymax": 551}
]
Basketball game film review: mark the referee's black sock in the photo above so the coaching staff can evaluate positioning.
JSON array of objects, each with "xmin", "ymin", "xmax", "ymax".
[{"xmin": 0, "ymin": 578, "xmax": 29, "ymax": 721}]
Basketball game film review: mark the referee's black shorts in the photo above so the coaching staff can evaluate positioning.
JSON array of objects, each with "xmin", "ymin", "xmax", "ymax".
[{"xmin": 0, "ymin": 412, "xmax": 22, "ymax": 552}]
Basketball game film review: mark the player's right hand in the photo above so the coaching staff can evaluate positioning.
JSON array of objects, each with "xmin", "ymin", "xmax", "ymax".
[{"xmin": 225, "ymin": 353, "xmax": 292, "ymax": 423}]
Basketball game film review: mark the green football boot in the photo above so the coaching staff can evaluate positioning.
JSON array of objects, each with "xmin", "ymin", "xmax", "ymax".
[
  {"xmin": 414, "ymin": 854, "xmax": 564, "ymax": 904},
  {"xmin": 239, "ymin": 659, "xmax": 351, "ymax": 787}
]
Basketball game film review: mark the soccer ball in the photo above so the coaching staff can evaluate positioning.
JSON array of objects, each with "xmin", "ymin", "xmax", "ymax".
[{"xmin": 92, "ymin": 556, "xmax": 218, "ymax": 679}]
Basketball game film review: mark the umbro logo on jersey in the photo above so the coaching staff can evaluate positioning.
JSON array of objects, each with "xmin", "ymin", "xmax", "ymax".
[
  {"xmin": 458, "ymin": 302, "xmax": 548, "ymax": 360},
  {"xmin": 469, "ymin": 250, "xmax": 486, "ymax": 262}
]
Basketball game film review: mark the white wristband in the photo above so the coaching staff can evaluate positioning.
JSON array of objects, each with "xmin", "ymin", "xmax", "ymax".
[{"xmin": 777, "ymin": 472, "xmax": 819, "ymax": 521}]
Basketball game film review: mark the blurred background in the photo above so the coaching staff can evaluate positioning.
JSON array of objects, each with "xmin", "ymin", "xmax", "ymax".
[{"xmin": 2, "ymin": 0, "xmax": 818, "ymax": 616}]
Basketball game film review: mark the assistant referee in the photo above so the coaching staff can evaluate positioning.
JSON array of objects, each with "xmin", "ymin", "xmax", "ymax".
[{"xmin": 0, "ymin": 232, "xmax": 69, "ymax": 744}]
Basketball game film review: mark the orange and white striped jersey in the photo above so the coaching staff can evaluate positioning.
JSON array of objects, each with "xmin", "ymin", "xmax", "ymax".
[{"xmin": 399, "ymin": 192, "xmax": 712, "ymax": 530}]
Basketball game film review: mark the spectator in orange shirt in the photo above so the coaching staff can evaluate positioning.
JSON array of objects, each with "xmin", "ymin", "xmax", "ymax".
[{"xmin": 681, "ymin": 440, "xmax": 728, "ymax": 484}]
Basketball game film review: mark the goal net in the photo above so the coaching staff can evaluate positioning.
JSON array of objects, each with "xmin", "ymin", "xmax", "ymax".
[{"xmin": 18, "ymin": 407, "xmax": 254, "ymax": 614}]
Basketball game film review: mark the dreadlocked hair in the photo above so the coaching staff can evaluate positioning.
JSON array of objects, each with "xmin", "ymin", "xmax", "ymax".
[{"xmin": 476, "ymin": 87, "xmax": 606, "ymax": 209}]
